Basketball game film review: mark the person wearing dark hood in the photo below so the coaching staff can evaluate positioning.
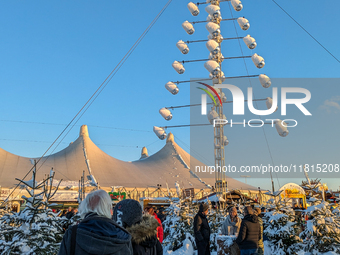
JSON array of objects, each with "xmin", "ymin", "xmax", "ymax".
[
  {"xmin": 194, "ymin": 203, "xmax": 211, "ymax": 255},
  {"xmin": 113, "ymin": 199, "xmax": 163, "ymax": 255},
  {"xmin": 58, "ymin": 189, "xmax": 133, "ymax": 255},
  {"xmin": 235, "ymin": 206, "xmax": 261, "ymax": 255}
]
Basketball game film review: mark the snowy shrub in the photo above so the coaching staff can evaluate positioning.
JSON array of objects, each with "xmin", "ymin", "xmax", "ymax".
[
  {"xmin": 0, "ymin": 169, "xmax": 68, "ymax": 255},
  {"xmin": 208, "ymin": 207, "xmax": 227, "ymax": 251},
  {"xmin": 299, "ymin": 198, "xmax": 340, "ymax": 254},
  {"xmin": 163, "ymin": 200, "xmax": 198, "ymax": 251},
  {"xmin": 263, "ymin": 198, "xmax": 302, "ymax": 255},
  {"xmin": 163, "ymin": 199, "xmax": 237, "ymax": 253}
]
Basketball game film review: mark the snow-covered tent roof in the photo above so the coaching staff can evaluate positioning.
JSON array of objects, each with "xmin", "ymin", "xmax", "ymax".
[{"xmin": 0, "ymin": 125, "xmax": 257, "ymax": 190}]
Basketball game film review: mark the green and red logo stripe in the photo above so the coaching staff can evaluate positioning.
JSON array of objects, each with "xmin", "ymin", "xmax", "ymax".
[{"xmin": 197, "ymin": 82, "xmax": 222, "ymax": 106}]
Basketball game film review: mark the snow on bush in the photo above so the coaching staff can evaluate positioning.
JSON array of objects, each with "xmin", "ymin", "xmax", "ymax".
[
  {"xmin": 299, "ymin": 198, "xmax": 340, "ymax": 254},
  {"xmin": 163, "ymin": 200, "xmax": 197, "ymax": 252},
  {"xmin": 208, "ymin": 207, "xmax": 227, "ymax": 251},
  {"xmin": 163, "ymin": 199, "xmax": 228, "ymax": 253},
  {"xmin": 263, "ymin": 198, "xmax": 302, "ymax": 255},
  {"xmin": 0, "ymin": 169, "xmax": 69, "ymax": 254},
  {"xmin": 164, "ymin": 235, "xmax": 194, "ymax": 255}
]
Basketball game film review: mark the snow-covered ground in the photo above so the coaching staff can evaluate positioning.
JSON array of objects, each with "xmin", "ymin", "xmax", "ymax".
[
  {"xmin": 164, "ymin": 239, "xmax": 194, "ymax": 255},
  {"xmin": 164, "ymin": 241, "xmax": 338, "ymax": 255}
]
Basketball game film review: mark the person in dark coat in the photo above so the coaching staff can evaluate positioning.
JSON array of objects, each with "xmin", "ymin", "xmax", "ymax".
[
  {"xmin": 58, "ymin": 190, "xmax": 133, "ymax": 255},
  {"xmin": 127, "ymin": 214, "xmax": 163, "ymax": 255},
  {"xmin": 235, "ymin": 206, "xmax": 261, "ymax": 255},
  {"xmin": 157, "ymin": 210, "xmax": 166, "ymax": 224},
  {"xmin": 65, "ymin": 207, "xmax": 75, "ymax": 219},
  {"xmin": 254, "ymin": 207, "xmax": 264, "ymax": 255},
  {"xmin": 60, "ymin": 209, "xmax": 67, "ymax": 217},
  {"xmin": 113, "ymin": 199, "xmax": 162, "ymax": 255},
  {"xmin": 194, "ymin": 203, "xmax": 211, "ymax": 255},
  {"xmin": 157, "ymin": 210, "xmax": 166, "ymax": 229}
]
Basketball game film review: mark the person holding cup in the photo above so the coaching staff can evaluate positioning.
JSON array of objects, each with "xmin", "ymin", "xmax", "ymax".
[{"xmin": 220, "ymin": 207, "xmax": 241, "ymax": 236}]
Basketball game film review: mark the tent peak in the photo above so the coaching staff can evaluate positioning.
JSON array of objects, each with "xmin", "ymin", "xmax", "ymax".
[
  {"xmin": 166, "ymin": 132, "xmax": 174, "ymax": 143},
  {"xmin": 79, "ymin": 125, "xmax": 89, "ymax": 137},
  {"xmin": 140, "ymin": 146, "xmax": 148, "ymax": 159}
]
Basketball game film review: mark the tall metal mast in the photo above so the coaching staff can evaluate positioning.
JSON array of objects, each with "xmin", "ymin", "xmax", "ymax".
[
  {"xmin": 153, "ymin": 0, "xmax": 290, "ymax": 197},
  {"xmin": 213, "ymin": 7, "xmax": 226, "ymax": 196}
]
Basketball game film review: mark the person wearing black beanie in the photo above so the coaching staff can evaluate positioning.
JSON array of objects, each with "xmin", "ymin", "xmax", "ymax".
[
  {"xmin": 194, "ymin": 203, "xmax": 211, "ymax": 255},
  {"xmin": 112, "ymin": 199, "xmax": 143, "ymax": 228},
  {"xmin": 113, "ymin": 199, "xmax": 162, "ymax": 255}
]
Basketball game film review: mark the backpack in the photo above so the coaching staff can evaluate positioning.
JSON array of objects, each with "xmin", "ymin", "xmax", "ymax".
[{"xmin": 70, "ymin": 225, "xmax": 78, "ymax": 255}]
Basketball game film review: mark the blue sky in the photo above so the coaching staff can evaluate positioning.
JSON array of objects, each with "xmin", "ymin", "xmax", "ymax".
[{"xmin": 0, "ymin": 0, "xmax": 339, "ymax": 191}]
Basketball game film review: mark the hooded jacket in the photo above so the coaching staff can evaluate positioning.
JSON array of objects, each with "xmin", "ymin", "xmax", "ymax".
[
  {"xmin": 58, "ymin": 214, "xmax": 133, "ymax": 255},
  {"xmin": 126, "ymin": 215, "xmax": 163, "ymax": 255},
  {"xmin": 235, "ymin": 214, "xmax": 261, "ymax": 250}
]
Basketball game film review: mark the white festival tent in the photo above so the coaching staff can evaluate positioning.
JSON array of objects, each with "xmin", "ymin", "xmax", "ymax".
[{"xmin": 0, "ymin": 125, "xmax": 256, "ymax": 200}]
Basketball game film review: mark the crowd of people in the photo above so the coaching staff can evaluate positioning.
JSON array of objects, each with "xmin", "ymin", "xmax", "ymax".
[
  {"xmin": 194, "ymin": 203, "xmax": 266, "ymax": 255},
  {"xmin": 58, "ymin": 189, "xmax": 164, "ymax": 255},
  {"xmin": 59, "ymin": 207, "xmax": 79, "ymax": 219},
  {"xmin": 56, "ymin": 189, "xmax": 282, "ymax": 255}
]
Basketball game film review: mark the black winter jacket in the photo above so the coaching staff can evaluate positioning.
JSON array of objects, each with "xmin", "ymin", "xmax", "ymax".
[
  {"xmin": 194, "ymin": 212, "xmax": 210, "ymax": 242},
  {"xmin": 235, "ymin": 214, "xmax": 261, "ymax": 250},
  {"xmin": 58, "ymin": 214, "xmax": 133, "ymax": 255},
  {"xmin": 126, "ymin": 215, "xmax": 163, "ymax": 255}
]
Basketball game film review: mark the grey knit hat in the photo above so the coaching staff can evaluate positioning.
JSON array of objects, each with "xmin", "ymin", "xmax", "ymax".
[{"xmin": 113, "ymin": 199, "xmax": 143, "ymax": 228}]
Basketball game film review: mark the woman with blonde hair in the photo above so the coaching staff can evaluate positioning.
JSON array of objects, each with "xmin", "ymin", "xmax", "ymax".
[{"xmin": 220, "ymin": 207, "xmax": 241, "ymax": 236}]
